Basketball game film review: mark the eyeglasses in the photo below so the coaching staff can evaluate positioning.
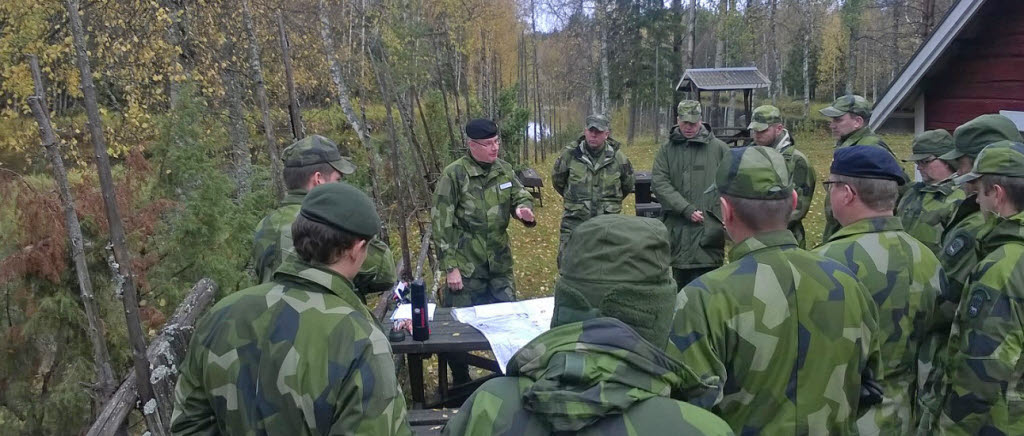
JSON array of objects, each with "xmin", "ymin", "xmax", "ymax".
[
  {"xmin": 469, "ymin": 139, "xmax": 500, "ymax": 148},
  {"xmin": 916, "ymin": 157, "xmax": 937, "ymax": 166},
  {"xmin": 822, "ymin": 180, "xmax": 848, "ymax": 190}
]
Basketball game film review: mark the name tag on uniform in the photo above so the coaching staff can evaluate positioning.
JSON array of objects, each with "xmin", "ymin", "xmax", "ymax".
[{"xmin": 499, "ymin": 182, "xmax": 512, "ymax": 190}]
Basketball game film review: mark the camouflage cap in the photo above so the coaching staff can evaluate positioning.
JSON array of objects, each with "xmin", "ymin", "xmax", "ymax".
[
  {"xmin": 677, "ymin": 100, "xmax": 703, "ymax": 123},
  {"xmin": 705, "ymin": 146, "xmax": 793, "ymax": 200},
  {"xmin": 748, "ymin": 105, "xmax": 783, "ymax": 132},
  {"xmin": 904, "ymin": 129, "xmax": 954, "ymax": 162},
  {"xmin": 585, "ymin": 114, "xmax": 610, "ymax": 132},
  {"xmin": 941, "ymin": 114, "xmax": 1024, "ymax": 161},
  {"xmin": 299, "ymin": 182, "xmax": 380, "ymax": 238},
  {"xmin": 954, "ymin": 141, "xmax": 1024, "ymax": 185},
  {"xmin": 282, "ymin": 135, "xmax": 356, "ymax": 175},
  {"xmin": 819, "ymin": 94, "xmax": 873, "ymax": 119},
  {"xmin": 553, "ymin": 214, "xmax": 676, "ymax": 348}
]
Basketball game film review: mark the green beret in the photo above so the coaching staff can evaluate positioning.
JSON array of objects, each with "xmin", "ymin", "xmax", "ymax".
[{"xmin": 300, "ymin": 182, "xmax": 380, "ymax": 238}]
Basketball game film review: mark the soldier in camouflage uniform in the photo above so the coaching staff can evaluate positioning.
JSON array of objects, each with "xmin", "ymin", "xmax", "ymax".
[
  {"xmin": 813, "ymin": 146, "xmax": 946, "ymax": 435},
  {"xmin": 666, "ymin": 146, "xmax": 882, "ymax": 435},
  {"xmin": 443, "ymin": 215, "xmax": 733, "ymax": 436},
  {"xmin": 172, "ymin": 182, "xmax": 411, "ymax": 435},
  {"xmin": 251, "ymin": 135, "xmax": 396, "ymax": 302},
  {"xmin": 819, "ymin": 95, "xmax": 905, "ymax": 242},
  {"xmin": 652, "ymin": 100, "xmax": 730, "ymax": 287},
  {"xmin": 897, "ymin": 129, "xmax": 966, "ymax": 255},
  {"xmin": 552, "ymin": 114, "xmax": 635, "ymax": 262},
  {"xmin": 928, "ymin": 141, "xmax": 1024, "ymax": 435},
  {"xmin": 914, "ymin": 116, "xmax": 1024, "ymax": 435},
  {"xmin": 748, "ymin": 105, "xmax": 816, "ymax": 248},
  {"xmin": 432, "ymin": 119, "xmax": 535, "ymax": 383},
  {"xmin": 936, "ymin": 115, "xmax": 1023, "ymax": 299}
]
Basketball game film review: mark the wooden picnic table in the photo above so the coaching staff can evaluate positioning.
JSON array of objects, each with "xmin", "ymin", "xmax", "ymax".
[
  {"xmin": 408, "ymin": 408, "xmax": 460, "ymax": 435},
  {"xmin": 383, "ymin": 307, "xmax": 501, "ymax": 409}
]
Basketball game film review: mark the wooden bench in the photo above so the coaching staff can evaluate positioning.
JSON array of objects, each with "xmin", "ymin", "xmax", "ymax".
[{"xmin": 409, "ymin": 408, "xmax": 460, "ymax": 435}]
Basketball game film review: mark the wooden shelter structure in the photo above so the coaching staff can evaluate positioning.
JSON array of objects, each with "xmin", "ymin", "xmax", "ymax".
[{"xmin": 675, "ymin": 67, "xmax": 770, "ymax": 144}]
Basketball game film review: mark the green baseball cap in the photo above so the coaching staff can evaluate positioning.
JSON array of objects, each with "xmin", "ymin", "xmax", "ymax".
[
  {"xmin": 585, "ymin": 114, "xmax": 610, "ymax": 132},
  {"xmin": 819, "ymin": 94, "xmax": 873, "ymax": 118},
  {"xmin": 705, "ymin": 146, "xmax": 793, "ymax": 200},
  {"xmin": 904, "ymin": 129, "xmax": 954, "ymax": 162},
  {"xmin": 940, "ymin": 114, "xmax": 1024, "ymax": 161},
  {"xmin": 748, "ymin": 105, "xmax": 783, "ymax": 132},
  {"xmin": 677, "ymin": 100, "xmax": 703, "ymax": 123},
  {"xmin": 282, "ymin": 135, "xmax": 357, "ymax": 175},
  {"xmin": 300, "ymin": 182, "xmax": 380, "ymax": 238},
  {"xmin": 954, "ymin": 141, "xmax": 1024, "ymax": 185}
]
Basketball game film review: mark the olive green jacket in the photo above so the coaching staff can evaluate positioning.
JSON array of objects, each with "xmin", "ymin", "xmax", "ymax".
[{"xmin": 651, "ymin": 125, "xmax": 730, "ymax": 269}]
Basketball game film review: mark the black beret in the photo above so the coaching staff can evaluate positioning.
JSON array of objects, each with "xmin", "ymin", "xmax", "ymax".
[
  {"xmin": 300, "ymin": 182, "xmax": 380, "ymax": 238},
  {"xmin": 466, "ymin": 119, "xmax": 498, "ymax": 140},
  {"xmin": 831, "ymin": 146, "xmax": 907, "ymax": 185}
]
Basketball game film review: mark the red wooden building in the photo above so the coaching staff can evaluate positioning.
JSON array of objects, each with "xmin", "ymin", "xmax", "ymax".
[{"xmin": 871, "ymin": 0, "xmax": 1024, "ymax": 133}]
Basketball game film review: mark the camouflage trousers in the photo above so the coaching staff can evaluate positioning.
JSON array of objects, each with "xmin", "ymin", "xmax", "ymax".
[
  {"xmin": 440, "ymin": 269, "xmax": 516, "ymax": 384},
  {"xmin": 440, "ymin": 274, "xmax": 516, "ymax": 308},
  {"xmin": 672, "ymin": 267, "xmax": 716, "ymax": 289}
]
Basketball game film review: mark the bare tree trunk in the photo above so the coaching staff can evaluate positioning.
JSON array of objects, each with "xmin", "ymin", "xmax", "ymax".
[
  {"xmin": 218, "ymin": 36, "xmax": 252, "ymax": 196},
  {"xmin": 597, "ymin": 0, "xmax": 610, "ymax": 115},
  {"xmin": 769, "ymin": 0, "xmax": 780, "ymax": 104},
  {"xmin": 655, "ymin": 44, "xmax": 662, "ymax": 142},
  {"xmin": 27, "ymin": 54, "xmax": 118, "ymax": 419},
  {"xmin": 531, "ymin": 0, "xmax": 542, "ymax": 163},
  {"xmin": 64, "ymin": 1, "xmax": 169, "ymax": 433},
  {"xmin": 627, "ymin": 91, "xmax": 637, "ymax": 146},
  {"xmin": 712, "ymin": 0, "xmax": 726, "ymax": 127},
  {"xmin": 241, "ymin": 0, "xmax": 284, "ymax": 200},
  {"xmin": 396, "ymin": 91, "xmax": 433, "ymax": 187},
  {"xmin": 921, "ymin": 0, "xmax": 936, "ymax": 38},
  {"xmin": 688, "ymin": 0, "xmax": 696, "ymax": 69},
  {"xmin": 278, "ymin": 12, "xmax": 305, "ymax": 141},
  {"xmin": 432, "ymin": 48, "xmax": 460, "ymax": 159},
  {"xmin": 519, "ymin": 30, "xmax": 529, "ymax": 162},
  {"xmin": 803, "ymin": 26, "xmax": 811, "ymax": 118},
  {"xmin": 414, "ymin": 90, "xmax": 441, "ymax": 173},
  {"xmin": 358, "ymin": 3, "xmax": 413, "ymax": 280},
  {"xmin": 86, "ymin": 279, "xmax": 217, "ymax": 436},
  {"xmin": 317, "ymin": 0, "xmax": 387, "ymax": 221}
]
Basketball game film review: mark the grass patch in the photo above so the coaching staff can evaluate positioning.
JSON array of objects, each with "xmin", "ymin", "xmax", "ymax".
[{"xmin": 508, "ymin": 129, "xmax": 915, "ymax": 299}]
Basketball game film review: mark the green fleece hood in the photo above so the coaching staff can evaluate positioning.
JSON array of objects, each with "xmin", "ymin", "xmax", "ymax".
[
  {"xmin": 509, "ymin": 318, "xmax": 714, "ymax": 432},
  {"xmin": 552, "ymin": 215, "xmax": 677, "ymax": 348}
]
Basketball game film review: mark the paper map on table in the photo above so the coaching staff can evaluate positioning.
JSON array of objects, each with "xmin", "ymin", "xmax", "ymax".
[{"xmin": 452, "ymin": 297, "xmax": 554, "ymax": 373}]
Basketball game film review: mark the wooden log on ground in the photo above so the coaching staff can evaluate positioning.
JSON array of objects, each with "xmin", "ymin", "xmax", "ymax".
[{"xmin": 86, "ymin": 279, "xmax": 217, "ymax": 436}]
